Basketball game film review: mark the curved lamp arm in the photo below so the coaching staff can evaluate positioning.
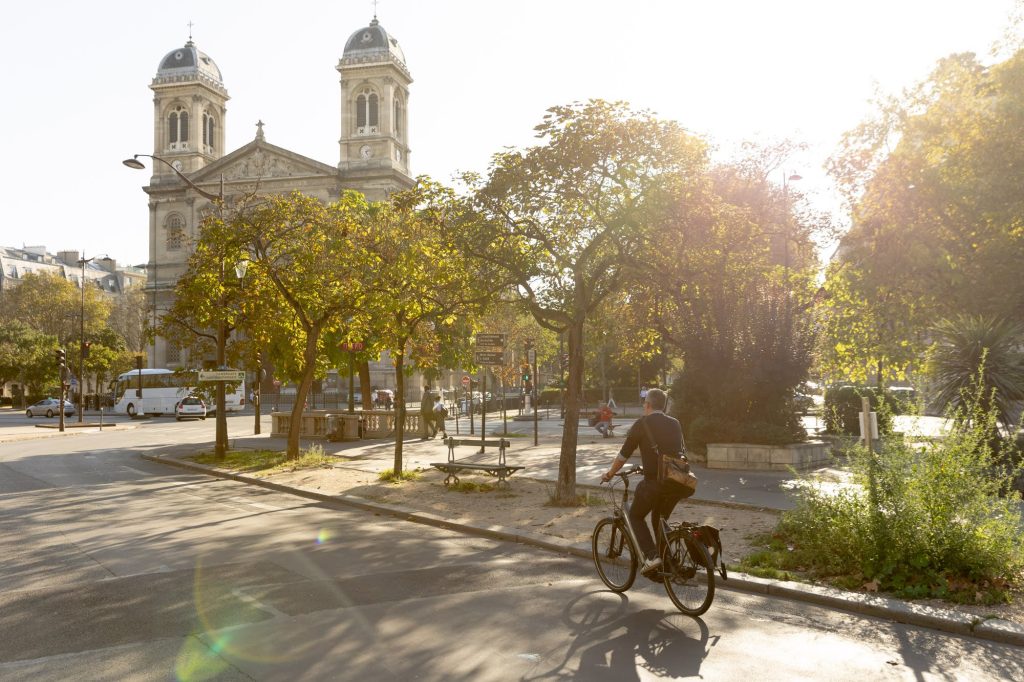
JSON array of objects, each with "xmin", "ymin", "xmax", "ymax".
[{"xmin": 123, "ymin": 154, "xmax": 222, "ymax": 203}]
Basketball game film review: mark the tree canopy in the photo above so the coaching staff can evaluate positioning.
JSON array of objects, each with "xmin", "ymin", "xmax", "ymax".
[{"xmin": 467, "ymin": 99, "xmax": 709, "ymax": 503}]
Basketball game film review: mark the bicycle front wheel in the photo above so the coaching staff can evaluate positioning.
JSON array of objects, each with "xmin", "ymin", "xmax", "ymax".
[
  {"xmin": 592, "ymin": 518, "xmax": 637, "ymax": 592},
  {"xmin": 662, "ymin": 530, "xmax": 715, "ymax": 616}
]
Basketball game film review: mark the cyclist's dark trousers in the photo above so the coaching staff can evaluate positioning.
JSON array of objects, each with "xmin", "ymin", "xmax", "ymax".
[{"xmin": 629, "ymin": 478, "xmax": 684, "ymax": 559}]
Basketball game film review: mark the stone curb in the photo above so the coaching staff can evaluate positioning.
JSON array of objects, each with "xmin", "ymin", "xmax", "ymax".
[{"xmin": 140, "ymin": 453, "xmax": 1024, "ymax": 647}]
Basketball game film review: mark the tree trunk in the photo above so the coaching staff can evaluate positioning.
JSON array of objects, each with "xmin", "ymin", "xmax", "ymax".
[
  {"xmin": 393, "ymin": 349, "xmax": 406, "ymax": 473},
  {"xmin": 359, "ymin": 360, "xmax": 372, "ymax": 410},
  {"xmin": 287, "ymin": 326, "xmax": 321, "ymax": 458},
  {"xmin": 555, "ymin": 319, "xmax": 585, "ymax": 504}
]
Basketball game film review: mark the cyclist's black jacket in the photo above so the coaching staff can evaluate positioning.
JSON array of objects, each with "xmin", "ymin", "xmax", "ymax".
[{"xmin": 618, "ymin": 411, "xmax": 685, "ymax": 481}]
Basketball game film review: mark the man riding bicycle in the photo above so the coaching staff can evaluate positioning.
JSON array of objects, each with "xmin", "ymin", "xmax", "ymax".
[{"xmin": 601, "ymin": 388, "xmax": 691, "ymax": 575}]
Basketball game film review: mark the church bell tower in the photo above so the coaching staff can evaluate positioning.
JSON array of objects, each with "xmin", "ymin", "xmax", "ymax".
[{"xmin": 337, "ymin": 17, "xmax": 413, "ymax": 191}]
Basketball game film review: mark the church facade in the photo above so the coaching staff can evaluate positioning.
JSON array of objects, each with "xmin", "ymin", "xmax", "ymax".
[{"xmin": 136, "ymin": 18, "xmax": 419, "ymax": 392}]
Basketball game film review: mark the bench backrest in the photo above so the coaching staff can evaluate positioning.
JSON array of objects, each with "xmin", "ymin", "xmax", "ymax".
[{"xmin": 443, "ymin": 437, "xmax": 510, "ymax": 465}]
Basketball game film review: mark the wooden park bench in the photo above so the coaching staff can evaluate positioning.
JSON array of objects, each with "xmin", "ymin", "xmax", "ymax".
[{"xmin": 430, "ymin": 437, "xmax": 524, "ymax": 487}]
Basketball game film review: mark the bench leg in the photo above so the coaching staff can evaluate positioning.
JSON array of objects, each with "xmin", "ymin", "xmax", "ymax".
[{"xmin": 443, "ymin": 471, "xmax": 460, "ymax": 487}]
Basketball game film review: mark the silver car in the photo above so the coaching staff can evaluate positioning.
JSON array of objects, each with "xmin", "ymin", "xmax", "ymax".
[{"xmin": 26, "ymin": 398, "xmax": 75, "ymax": 418}]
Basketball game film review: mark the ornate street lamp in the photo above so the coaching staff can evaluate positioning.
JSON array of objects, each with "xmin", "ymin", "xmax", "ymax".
[{"xmin": 123, "ymin": 154, "xmax": 234, "ymax": 458}]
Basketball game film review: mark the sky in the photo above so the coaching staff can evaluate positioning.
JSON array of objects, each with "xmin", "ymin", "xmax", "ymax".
[{"xmin": 0, "ymin": 0, "xmax": 1018, "ymax": 268}]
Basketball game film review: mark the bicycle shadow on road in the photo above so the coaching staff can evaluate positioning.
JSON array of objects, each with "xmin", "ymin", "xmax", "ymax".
[{"xmin": 525, "ymin": 591, "xmax": 715, "ymax": 681}]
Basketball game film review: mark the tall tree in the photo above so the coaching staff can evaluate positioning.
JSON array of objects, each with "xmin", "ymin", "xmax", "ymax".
[
  {"xmin": 467, "ymin": 100, "xmax": 708, "ymax": 504},
  {"xmin": 825, "ymin": 51, "xmax": 1024, "ymax": 381},
  {"xmin": 362, "ymin": 180, "xmax": 491, "ymax": 473},
  {"xmin": 0, "ymin": 321, "xmax": 56, "ymax": 403},
  {"xmin": 2, "ymin": 272, "xmax": 110, "ymax": 346},
  {"xmin": 236, "ymin": 191, "xmax": 372, "ymax": 459}
]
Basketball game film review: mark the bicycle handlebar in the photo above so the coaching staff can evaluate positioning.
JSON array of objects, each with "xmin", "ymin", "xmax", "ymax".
[{"xmin": 600, "ymin": 465, "xmax": 644, "ymax": 484}]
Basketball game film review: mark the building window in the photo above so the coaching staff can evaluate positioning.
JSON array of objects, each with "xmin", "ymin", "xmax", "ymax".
[
  {"xmin": 166, "ymin": 344, "xmax": 181, "ymax": 364},
  {"xmin": 168, "ymin": 106, "xmax": 189, "ymax": 150},
  {"xmin": 202, "ymin": 112, "xmax": 215, "ymax": 152},
  {"xmin": 394, "ymin": 99, "xmax": 402, "ymax": 138},
  {"xmin": 354, "ymin": 88, "xmax": 379, "ymax": 134},
  {"xmin": 165, "ymin": 213, "xmax": 185, "ymax": 251}
]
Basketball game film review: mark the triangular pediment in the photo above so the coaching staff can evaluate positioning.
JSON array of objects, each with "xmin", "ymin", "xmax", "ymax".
[{"xmin": 192, "ymin": 139, "xmax": 338, "ymax": 184}]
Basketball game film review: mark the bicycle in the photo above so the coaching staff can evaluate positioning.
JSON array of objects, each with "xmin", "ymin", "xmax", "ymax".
[{"xmin": 592, "ymin": 465, "xmax": 716, "ymax": 616}]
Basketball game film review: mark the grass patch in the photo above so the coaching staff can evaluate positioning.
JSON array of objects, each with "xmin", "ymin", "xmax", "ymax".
[
  {"xmin": 449, "ymin": 480, "xmax": 496, "ymax": 493},
  {"xmin": 378, "ymin": 468, "xmax": 422, "ymax": 484},
  {"xmin": 190, "ymin": 444, "xmax": 333, "ymax": 476}
]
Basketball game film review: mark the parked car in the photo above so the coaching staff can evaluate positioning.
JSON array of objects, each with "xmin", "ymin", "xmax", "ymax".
[
  {"xmin": 175, "ymin": 396, "xmax": 207, "ymax": 421},
  {"xmin": 26, "ymin": 398, "xmax": 75, "ymax": 418}
]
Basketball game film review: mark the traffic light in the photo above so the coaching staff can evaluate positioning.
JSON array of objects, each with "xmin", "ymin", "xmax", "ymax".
[
  {"xmin": 521, "ymin": 365, "xmax": 531, "ymax": 383},
  {"xmin": 81, "ymin": 341, "xmax": 91, "ymax": 359},
  {"xmin": 255, "ymin": 350, "xmax": 262, "ymax": 365},
  {"xmin": 55, "ymin": 348, "xmax": 66, "ymax": 368}
]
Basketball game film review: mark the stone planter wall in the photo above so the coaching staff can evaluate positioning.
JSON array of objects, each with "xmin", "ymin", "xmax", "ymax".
[{"xmin": 706, "ymin": 441, "xmax": 831, "ymax": 471}]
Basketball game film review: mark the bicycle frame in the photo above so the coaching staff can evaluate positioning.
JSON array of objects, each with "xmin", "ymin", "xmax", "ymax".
[
  {"xmin": 608, "ymin": 472, "xmax": 646, "ymax": 562},
  {"xmin": 608, "ymin": 467, "xmax": 677, "ymax": 560}
]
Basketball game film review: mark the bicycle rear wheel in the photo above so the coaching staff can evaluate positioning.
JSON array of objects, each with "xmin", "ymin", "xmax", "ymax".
[
  {"xmin": 592, "ymin": 518, "xmax": 637, "ymax": 592},
  {"xmin": 662, "ymin": 530, "xmax": 715, "ymax": 615}
]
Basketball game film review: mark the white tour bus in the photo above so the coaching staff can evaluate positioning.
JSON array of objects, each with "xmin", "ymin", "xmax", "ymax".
[{"xmin": 111, "ymin": 368, "xmax": 245, "ymax": 417}]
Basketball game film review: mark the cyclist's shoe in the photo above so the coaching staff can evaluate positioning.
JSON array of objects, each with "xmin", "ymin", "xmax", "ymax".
[{"xmin": 640, "ymin": 557, "xmax": 662, "ymax": 575}]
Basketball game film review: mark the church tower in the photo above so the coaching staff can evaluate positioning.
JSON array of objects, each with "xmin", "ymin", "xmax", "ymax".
[
  {"xmin": 149, "ymin": 39, "xmax": 229, "ymax": 180},
  {"xmin": 337, "ymin": 17, "xmax": 414, "ymax": 196}
]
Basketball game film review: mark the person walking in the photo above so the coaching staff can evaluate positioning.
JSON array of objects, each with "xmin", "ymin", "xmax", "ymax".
[
  {"xmin": 600, "ymin": 388, "xmax": 690, "ymax": 574},
  {"xmin": 432, "ymin": 395, "xmax": 449, "ymax": 439},
  {"xmin": 420, "ymin": 387, "xmax": 435, "ymax": 439}
]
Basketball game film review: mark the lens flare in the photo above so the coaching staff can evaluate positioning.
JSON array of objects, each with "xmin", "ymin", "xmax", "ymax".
[{"xmin": 316, "ymin": 528, "xmax": 332, "ymax": 545}]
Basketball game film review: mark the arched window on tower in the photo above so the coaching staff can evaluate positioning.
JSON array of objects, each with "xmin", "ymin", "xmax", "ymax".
[
  {"xmin": 368, "ymin": 93, "xmax": 378, "ymax": 128},
  {"xmin": 355, "ymin": 88, "xmax": 379, "ymax": 135},
  {"xmin": 168, "ymin": 106, "xmax": 189, "ymax": 151},
  {"xmin": 394, "ymin": 99, "xmax": 403, "ymax": 139},
  {"xmin": 356, "ymin": 94, "xmax": 366, "ymax": 129},
  {"xmin": 202, "ymin": 112, "xmax": 216, "ymax": 153},
  {"xmin": 165, "ymin": 213, "xmax": 185, "ymax": 251}
]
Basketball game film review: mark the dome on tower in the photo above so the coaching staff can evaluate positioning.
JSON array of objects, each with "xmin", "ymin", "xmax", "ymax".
[
  {"xmin": 343, "ymin": 18, "xmax": 407, "ymax": 67},
  {"xmin": 153, "ymin": 40, "xmax": 224, "ymax": 87}
]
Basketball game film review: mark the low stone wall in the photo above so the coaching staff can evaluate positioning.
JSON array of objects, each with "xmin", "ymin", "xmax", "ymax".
[{"xmin": 706, "ymin": 441, "xmax": 832, "ymax": 471}]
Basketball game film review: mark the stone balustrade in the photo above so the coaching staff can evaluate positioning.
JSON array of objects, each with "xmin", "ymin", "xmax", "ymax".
[{"xmin": 270, "ymin": 409, "xmax": 424, "ymax": 441}]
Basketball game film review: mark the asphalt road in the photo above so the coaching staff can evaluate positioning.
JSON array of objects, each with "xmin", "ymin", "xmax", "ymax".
[{"xmin": 0, "ymin": 415, "xmax": 1020, "ymax": 681}]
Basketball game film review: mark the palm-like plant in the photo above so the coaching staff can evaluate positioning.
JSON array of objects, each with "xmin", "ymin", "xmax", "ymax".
[{"xmin": 926, "ymin": 315, "xmax": 1024, "ymax": 434}]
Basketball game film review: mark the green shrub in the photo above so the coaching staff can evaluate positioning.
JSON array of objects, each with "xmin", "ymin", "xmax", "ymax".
[
  {"xmin": 823, "ymin": 385, "xmax": 895, "ymax": 436},
  {"xmin": 686, "ymin": 414, "xmax": 805, "ymax": 454},
  {"xmin": 774, "ymin": 380, "xmax": 1024, "ymax": 601}
]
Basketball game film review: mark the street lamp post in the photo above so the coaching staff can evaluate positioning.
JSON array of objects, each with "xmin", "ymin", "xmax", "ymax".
[
  {"xmin": 124, "ymin": 153, "xmax": 233, "ymax": 457},
  {"xmin": 76, "ymin": 253, "xmax": 95, "ymax": 423}
]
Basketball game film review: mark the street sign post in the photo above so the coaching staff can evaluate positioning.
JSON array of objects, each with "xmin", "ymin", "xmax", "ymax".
[
  {"xmin": 338, "ymin": 341, "xmax": 365, "ymax": 352},
  {"xmin": 461, "ymin": 375, "xmax": 471, "ymax": 387}
]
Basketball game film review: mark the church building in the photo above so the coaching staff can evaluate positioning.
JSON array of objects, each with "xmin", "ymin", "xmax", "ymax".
[{"xmin": 136, "ymin": 17, "xmax": 414, "ymax": 384}]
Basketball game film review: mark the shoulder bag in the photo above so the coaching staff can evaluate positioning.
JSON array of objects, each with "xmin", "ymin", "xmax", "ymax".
[{"xmin": 641, "ymin": 416, "xmax": 698, "ymax": 497}]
